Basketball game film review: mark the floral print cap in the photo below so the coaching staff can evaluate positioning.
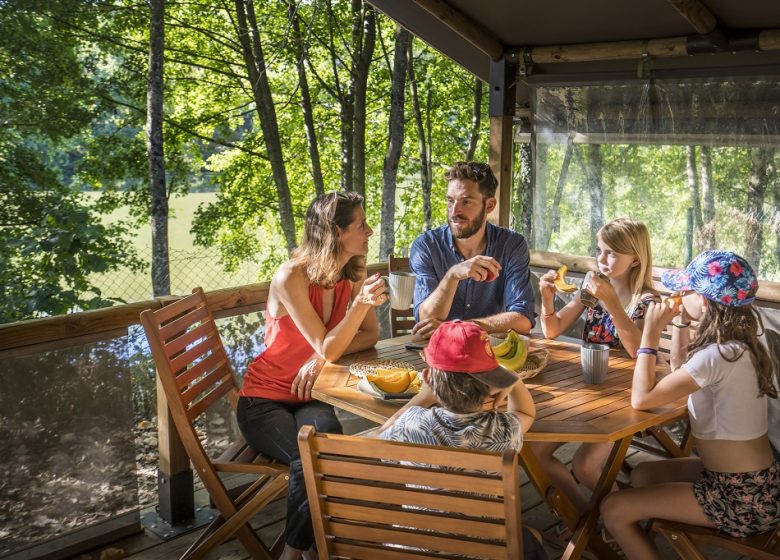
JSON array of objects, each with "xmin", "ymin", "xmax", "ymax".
[{"xmin": 661, "ymin": 250, "xmax": 757, "ymax": 307}]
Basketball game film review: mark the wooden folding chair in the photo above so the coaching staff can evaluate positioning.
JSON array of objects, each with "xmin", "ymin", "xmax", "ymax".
[
  {"xmin": 388, "ymin": 254, "xmax": 415, "ymax": 337},
  {"xmin": 297, "ymin": 425, "xmax": 525, "ymax": 559},
  {"xmin": 651, "ymin": 519, "xmax": 780, "ymax": 560},
  {"xmin": 140, "ymin": 287, "xmax": 289, "ymax": 560}
]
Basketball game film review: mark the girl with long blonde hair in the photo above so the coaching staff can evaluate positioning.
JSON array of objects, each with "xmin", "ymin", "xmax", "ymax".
[{"xmin": 533, "ymin": 218, "xmax": 659, "ymax": 519}]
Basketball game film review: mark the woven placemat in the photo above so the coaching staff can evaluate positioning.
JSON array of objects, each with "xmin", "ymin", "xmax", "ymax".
[
  {"xmin": 517, "ymin": 349, "xmax": 549, "ymax": 380},
  {"xmin": 348, "ymin": 359, "xmax": 416, "ymax": 378}
]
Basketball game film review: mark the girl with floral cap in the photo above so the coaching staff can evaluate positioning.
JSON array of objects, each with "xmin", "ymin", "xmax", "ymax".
[
  {"xmin": 602, "ymin": 250, "xmax": 780, "ymax": 559},
  {"xmin": 534, "ymin": 218, "xmax": 660, "ymax": 519}
]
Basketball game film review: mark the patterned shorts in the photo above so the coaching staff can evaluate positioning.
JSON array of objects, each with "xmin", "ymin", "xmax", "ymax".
[{"xmin": 693, "ymin": 461, "xmax": 780, "ymax": 538}]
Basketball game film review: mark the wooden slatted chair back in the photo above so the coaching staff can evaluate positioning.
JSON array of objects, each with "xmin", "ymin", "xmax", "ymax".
[
  {"xmin": 297, "ymin": 425, "xmax": 524, "ymax": 560},
  {"xmin": 140, "ymin": 287, "xmax": 289, "ymax": 560},
  {"xmin": 651, "ymin": 519, "xmax": 780, "ymax": 560},
  {"xmin": 389, "ymin": 254, "xmax": 415, "ymax": 337}
]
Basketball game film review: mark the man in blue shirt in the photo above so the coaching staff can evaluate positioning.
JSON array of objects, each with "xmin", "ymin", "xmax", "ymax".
[{"xmin": 409, "ymin": 161, "xmax": 535, "ymax": 338}]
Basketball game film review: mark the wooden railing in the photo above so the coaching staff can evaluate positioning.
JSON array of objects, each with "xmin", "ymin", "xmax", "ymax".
[{"xmin": 2, "ymin": 257, "xmax": 779, "ymax": 355}]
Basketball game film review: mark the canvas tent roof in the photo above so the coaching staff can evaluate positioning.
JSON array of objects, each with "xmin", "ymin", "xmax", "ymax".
[{"xmin": 366, "ymin": 0, "xmax": 780, "ymax": 81}]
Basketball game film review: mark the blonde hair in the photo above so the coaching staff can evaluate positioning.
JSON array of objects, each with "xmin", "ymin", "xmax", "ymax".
[
  {"xmin": 689, "ymin": 302, "xmax": 778, "ymax": 399},
  {"xmin": 291, "ymin": 191, "xmax": 366, "ymax": 288},
  {"xmin": 598, "ymin": 218, "xmax": 655, "ymax": 314}
]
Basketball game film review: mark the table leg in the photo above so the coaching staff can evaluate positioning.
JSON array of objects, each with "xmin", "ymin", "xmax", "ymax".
[
  {"xmin": 560, "ymin": 436, "xmax": 632, "ymax": 560},
  {"xmin": 519, "ymin": 445, "xmax": 579, "ymax": 530}
]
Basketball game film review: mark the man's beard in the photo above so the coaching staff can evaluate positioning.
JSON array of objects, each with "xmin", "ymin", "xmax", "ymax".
[{"xmin": 449, "ymin": 205, "xmax": 487, "ymax": 239}]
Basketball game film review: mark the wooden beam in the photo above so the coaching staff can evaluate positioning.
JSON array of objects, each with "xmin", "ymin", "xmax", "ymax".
[
  {"xmin": 412, "ymin": 0, "xmax": 504, "ymax": 60},
  {"xmin": 760, "ymin": 29, "xmax": 780, "ymax": 51},
  {"xmin": 668, "ymin": 0, "xmax": 717, "ymax": 35},
  {"xmin": 532, "ymin": 37, "xmax": 688, "ymax": 64},
  {"xmin": 529, "ymin": 28, "xmax": 780, "ymax": 64},
  {"xmin": 487, "ymin": 56, "xmax": 516, "ymax": 227},
  {"xmin": 489, "ymin": 116, "xmax": 513, "ymax": 227}
]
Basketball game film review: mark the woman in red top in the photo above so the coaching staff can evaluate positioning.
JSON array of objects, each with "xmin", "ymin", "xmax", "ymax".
[{"xmin": 238, "ymin": 191, "xmax": 385, "ymax": 560}]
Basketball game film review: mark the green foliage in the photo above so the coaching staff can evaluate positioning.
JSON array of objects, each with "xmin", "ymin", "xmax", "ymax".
[{"xmin": 0, "ymin": 1, "xmax": 145, "ymax": 322}]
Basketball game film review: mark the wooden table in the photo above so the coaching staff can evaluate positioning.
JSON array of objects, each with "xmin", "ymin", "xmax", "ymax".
[{"xmin": 313, "ymin": 335, "xmax": 689, "ymax": 560}]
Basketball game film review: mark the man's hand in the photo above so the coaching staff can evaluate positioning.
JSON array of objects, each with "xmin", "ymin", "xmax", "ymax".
[
  {"xmin": 290, "ymin": 355, "xmax": 325, "ymax": 400},
  {"xmin": 411, "ymin": 317, "xmax": 442, "ymax": 340},
  {"xmin": 447, "ymin": 255, "xmax": 501, "ymax": 283}
]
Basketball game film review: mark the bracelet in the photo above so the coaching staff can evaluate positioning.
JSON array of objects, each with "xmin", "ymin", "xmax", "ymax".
[
  {"xmin": 671, "ymin": 319, "xmax": 691, "ymax": 328},
  {"xmin": 636, "ymin": 347, "xmax": 658, "ymax": 356}
]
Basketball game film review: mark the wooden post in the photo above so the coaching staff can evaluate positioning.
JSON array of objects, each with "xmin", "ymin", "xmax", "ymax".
[
  {"xmin": 488, "ymin": 55, "xmax": 516, "ymax": 227},
  {"xmin": 156, "ymin": 373, "xmax": 195, "ymax": 524}
]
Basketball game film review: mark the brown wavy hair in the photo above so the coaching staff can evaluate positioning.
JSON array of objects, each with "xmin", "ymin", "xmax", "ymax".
[
  {"xmin": 688, "ymin": 301, "xmax": 778, "ymax": 399},
  {"xmin": 444, "ymin": 162, "xmax": 498, "ymax": 198},
  {"xmin": 426, "ymin": 367, "xmax": 490, "ymax": 413},
  {"xmin": 291, "ymin": 191, "xmax": 366, "ymax": 288}
]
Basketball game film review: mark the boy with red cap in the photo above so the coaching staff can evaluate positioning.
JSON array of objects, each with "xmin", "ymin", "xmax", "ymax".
[{"xmin": 380, "ymin": 320, "xmax": 546, "ymax": 558}]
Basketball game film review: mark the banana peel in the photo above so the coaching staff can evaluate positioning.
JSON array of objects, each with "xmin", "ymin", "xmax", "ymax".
[{"xmin": 554, "ymin": 265, "xmax": 577, "ymax": 293}]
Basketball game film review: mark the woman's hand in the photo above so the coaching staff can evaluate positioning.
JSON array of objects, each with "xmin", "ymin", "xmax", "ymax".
[
  {"xmin": 538, "ymin": 270, "xmax": 557, "ymax": 299},
  {"xmin": 290, "ymin": 355, "xmax": 325, "ymax": 400},
  {"xmin": 354, "ymin": 273, "xmax": 387, "ymax": 307}
]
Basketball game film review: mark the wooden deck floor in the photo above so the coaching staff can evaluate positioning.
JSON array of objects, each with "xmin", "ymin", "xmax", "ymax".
[{"xmin": 95, "ymin": 414, "xmax": 744, "ymax": 560}]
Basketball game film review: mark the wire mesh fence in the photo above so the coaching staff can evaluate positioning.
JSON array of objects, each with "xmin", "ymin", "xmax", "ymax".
[{"xmin": 94, "ymin": 248, "xmax": 265, "ymax": 303}]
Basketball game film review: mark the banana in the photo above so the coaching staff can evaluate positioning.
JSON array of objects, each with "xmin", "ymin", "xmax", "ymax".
[
  {"xmin": 496, "ymin": 331, "xmax": 528, "ymax": 371},
  {"xmin": 491, "ymin": 330, "xmax": 517, "ymax": 358},
  {"xmin": 554, "ymin": 265, "xmax": 578, "ymax": 293}
]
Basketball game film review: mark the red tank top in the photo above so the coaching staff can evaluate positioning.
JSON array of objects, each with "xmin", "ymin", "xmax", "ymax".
[{"xmin": 240, "ymin": 278, "xmax": 352, "ymax": 402}]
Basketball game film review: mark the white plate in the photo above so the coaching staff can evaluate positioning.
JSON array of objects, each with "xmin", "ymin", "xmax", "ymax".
[{"xmin": 356, "ymin": 377, "xmax": 418, "ymax": 401}]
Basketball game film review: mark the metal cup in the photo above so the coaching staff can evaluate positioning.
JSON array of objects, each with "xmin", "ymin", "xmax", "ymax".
[
  {"xmin": 579, "ymin": 271, "xmax": 609, "ymax": 309},
  {"xmin": 581, "ymin": 342, "xmax": 610, "ymax": 384}
]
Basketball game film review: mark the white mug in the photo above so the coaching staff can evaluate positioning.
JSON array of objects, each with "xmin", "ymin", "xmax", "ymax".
[{"xmin": 382, "ymin": 272, "xmax": 416, "ymax": 310}]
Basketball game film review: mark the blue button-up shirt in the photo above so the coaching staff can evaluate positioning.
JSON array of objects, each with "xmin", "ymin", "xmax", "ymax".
[{"xmin": 409, "ymin": 223, "xmax": 536, "ymax": 327}]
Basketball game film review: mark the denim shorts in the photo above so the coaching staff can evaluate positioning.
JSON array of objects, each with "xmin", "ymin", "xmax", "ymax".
[{"xmin": 693, "ymin": 461, "xmax": 780, "ymax": 538}]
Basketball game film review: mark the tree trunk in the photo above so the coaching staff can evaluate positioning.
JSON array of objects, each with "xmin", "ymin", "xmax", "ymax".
[
  {"xmin": 686, "ymin": 145, "xmax": 703, "ymax": 234},
  {"xmin": 699, "ymin": 145, "xmax": 716, "ymax": 249},
  {"xmin": 147, "ymin": 0, "xmax": 169, "ymax": 297},
  {"xmin": 587, "ymin": 144, "xmax": 604, "ymax": 256},
  {"xmin": 745, "ymin": 147, "xmax": 774, "ymax": 271},
  {"xmin": 465, "ymin": 77, "xmax": 482, "ymax": 161},
  {"xmin": 540, "ymin": 135, "xmax": 574, "ymax": 248},
  {"xmin": 234, "ymin": 0, "xmax": 297, "ymax": 253},
  {"xmin": 515, "ymin": 142, "xmax": 533, "ymax": 242},
  {"xmin": 379, "ymin": 27, "xmax": 410, "ymax": 259},
  {"xmin": 408, "ymin": 39, "xmax": 432, "ymax": 232},
  {"xmin": 533, "ymin": 142, "xmax": 549, "ymax": 250},
  {"xmin": 350, "ymin": 0, "xmax": 375, "ymax": 196},
  {"xmin": 288, "ymin": 0, "xmax": 324, "ymax": 197}
]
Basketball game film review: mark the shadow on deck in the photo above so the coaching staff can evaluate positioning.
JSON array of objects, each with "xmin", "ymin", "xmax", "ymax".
[{"xmin": 82, "ymin": 415, "xmax": 745, "ymax": 560}]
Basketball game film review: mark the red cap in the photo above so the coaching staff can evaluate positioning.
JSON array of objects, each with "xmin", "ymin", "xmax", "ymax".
[{"xmin": 424, "ymin": 320, "xmax": 519, "ymax": 389}]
